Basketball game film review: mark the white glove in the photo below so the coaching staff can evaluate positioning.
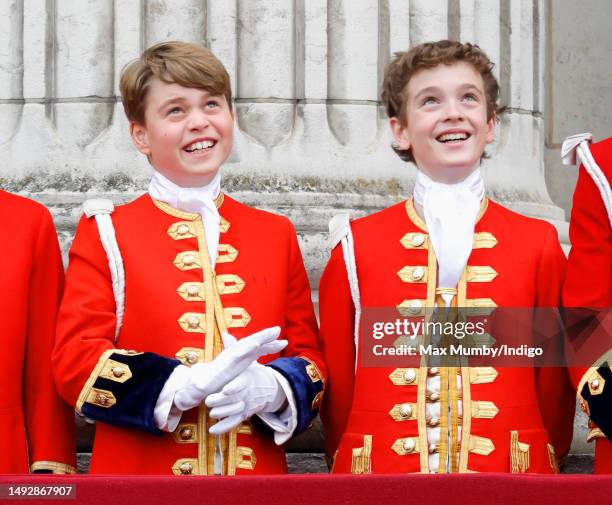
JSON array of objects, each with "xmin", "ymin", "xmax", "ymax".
[
  {"xmin": 207, "ymin": 334, "xmax": 287, "ymax": 435},
  {"xmin": 173, "ymin": 326, "xmax": 286, "ymax": 412}
]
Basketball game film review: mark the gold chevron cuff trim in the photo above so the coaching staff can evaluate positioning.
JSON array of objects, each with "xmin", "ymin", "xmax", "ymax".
[
  {"xmin": 85, "ymin": 388, "xmax": 116, "ymax": 408},
  {"xmin": 473, "ymin": 232, "xmax": 497, "ymax": 249},
  {"xmin": 99, "ymin": 359, "xmax": 132, "ymax": 383},
  {"xmin": 217, "ymin": 244, "xmax": 239, "ymax": 263},
  {"xmin": 468, "ymin": 435, "xmax": 494, "ymax": 456},
  {"xmin": 466, "ymin": 266, "xmax": 498, "ymax": 283},
  {"xmin": 471, "ymin": 401, "xmax": 499, "ymax": 419},
  {"xmin": 510, "ymin": 431, "xmax": 530, "ymax": 473},
  {"xmin": 351, "ymin": 435, "xmax": 372, "ymax": 474},
  {"xmin": 76, "ymin": 348, "xmax": 117, "ymax": 413},
  {"xmin": 469, "ymin": 367, "xmax": 498, "ymax": 384},
  {"xmin": 577, "ymin": 350, "xmax": 612, "ymax": 401}
]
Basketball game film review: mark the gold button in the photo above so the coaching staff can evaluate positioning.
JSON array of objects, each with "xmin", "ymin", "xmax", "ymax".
[
  {"xmin": 188, "ymin": 316, "xmax": 200, "ymax": 329},
  {"xmin": 307, "ymin": 365, "xmax": 320, "ymax": 381},
  {"xmin": 591, "ymin": 379, "xmax": 601, "ymax": 390},
  {"xmin": 111, "ymin": 367, "xmax": 125, "ymax": 378},
  {"xmin": 187, "ymin": 285, "xmax": 199, "ymax": 297},
  {"xmin": 429, "ymin": 367, "xmax": 440, "ymax": 376},
  {"xmin": 179, "ymin": 427, "xmax": 193, "ymax": 441},
  {"xmin": 399, "ymin": 403, "xmax": 412, "ymax": 418},
  {"xmin": 179, "ymin": 462, "xmax": 193, "ymax": 474},
  {"xmin": 408, "ymin": 300, "xmax": 422, "ymax": 314},
  {"xmin": 403, "ymin": 438, "xmax": 416, "ymax": 453},
  {"xmin": 403, "ymin": 368, "xmax": 416, "ymax": 384},
  {"xmin": 428, "ymin": 443, "xmax": 438, "ymax": 454},
  {"xmin": 185, "ymin": 351, "xmax": 198, "ymax": 364},
  {"xmin": 412, "ymin": 267, "xmax": 425, "ymax": 281},
  {"xmin": 183, "ymin": 254, "xmax": 195, "ymax": 266},
  {"xmin": 177, "ymin": 224, "xmax": 189, "ymax": 235},
  {"xmin": 96, "ymin": 394, "xmax": 109, "ymax": 405},
  {"xmin": 411, "ymin": 234, "xmax": 425, "ymax": 247},
  {"xmin": 428, "ymin": 417, "xmax": 440, "ymax": 427},
  {"xmin": 428, "ymin": 391, "xmax": 440, "ymax": 402}
]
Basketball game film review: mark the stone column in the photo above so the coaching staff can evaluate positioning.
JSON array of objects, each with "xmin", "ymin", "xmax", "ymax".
[{"xmin": 0, "ymin": 0, "xmax": 562, "ymax": 282}]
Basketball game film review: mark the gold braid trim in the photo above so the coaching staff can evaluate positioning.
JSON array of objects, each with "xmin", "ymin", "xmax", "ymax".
[{"xmin": 30, "ymin": 461, "xmax": 76, "ymax": 474}]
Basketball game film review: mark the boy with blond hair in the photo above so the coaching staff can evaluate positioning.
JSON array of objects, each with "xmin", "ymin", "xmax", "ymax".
[
  {"xmin": 319, "ymin": 40, "xmax": 573, "ymax": 474},
  {"xmin": 53, "ymin": 41, "xmax": 325, "ymax": 475}
]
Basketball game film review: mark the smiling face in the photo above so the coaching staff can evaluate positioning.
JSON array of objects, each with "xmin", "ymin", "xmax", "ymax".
[
  {"xmin": 130, "ymin": 78, "xmax": 234, "ymax": 187},
  {"xmin": 389, "ymin": 61, "xmax": 495, "ymax": 183}
]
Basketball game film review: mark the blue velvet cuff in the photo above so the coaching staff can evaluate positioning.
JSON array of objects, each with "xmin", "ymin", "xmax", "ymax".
[
  {"xmin": 267, "ymin": 357, "xmax": 324, "ymax": 436},
  {"xmin": 581, "ymin": 361, "xmax": 612, "ymax": 439},
  {"xmin": 82, "ymin": 352, "xmax": 180, "ymax": 436}
]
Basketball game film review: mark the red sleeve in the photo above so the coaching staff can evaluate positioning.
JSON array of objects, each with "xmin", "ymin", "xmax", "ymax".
[
  {"xmin": 318, "ymin": 245, "xmax": 356, "ymax": 457},
  {"xmin": 564, "ymin": 165, "xmax": 612, "ymax": 309},
  {"xmin": 281, "ymin": 222, "xmax": 326, "ymax": 379},
  {"xmin": 24, "ymin": 209, "xmax": 76, "ymax": 472},
  {"xmin": 563, "ymin": 165, "xmax": 612, "ymax": 389},
  {"xmin": 52, "ymin": 215, "xmax": 117, "ymax": 408},
  {"xmin": 533, "ymin": 225, "xmax": 575, "ymax": 459}
]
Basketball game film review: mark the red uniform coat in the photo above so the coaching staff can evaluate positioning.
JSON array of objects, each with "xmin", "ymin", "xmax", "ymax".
[
  {"xmin": 0, "ymin": 190, "xmax": 75, "ymax": 473},
  {"xmin": 563, "ymin": 137, "xmax": 612, "ymax": 473},
  {"xmin": 53, "ymin": 193, "xmax": 325, "ymax": 475},
  {"xmin": 320, "ymin": 198, "xmax": 574, "ymax": 474}
]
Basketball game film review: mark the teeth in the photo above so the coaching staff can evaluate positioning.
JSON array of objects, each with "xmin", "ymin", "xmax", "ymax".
[
  {"xmin": 438, "ymin": 132, "xmax": 468, "ymax": 142},
  {"xmin": 185, "ymin": 140, "xmax": 215, "ymax": 152}
]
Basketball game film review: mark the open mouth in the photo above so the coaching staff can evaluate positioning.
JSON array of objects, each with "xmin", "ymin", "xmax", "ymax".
[
  {"xmin": 184, "ymin": 139, "xmax": 217, "ymax": 152},
  {"xmin": 436, "ymin": 132, "xmax": 470, "ymax": 144}
]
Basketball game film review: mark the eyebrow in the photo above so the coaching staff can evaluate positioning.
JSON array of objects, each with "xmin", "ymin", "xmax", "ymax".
[{"xmin": 157, "ymin": 96, "xmax": 187, "ymax": 112}]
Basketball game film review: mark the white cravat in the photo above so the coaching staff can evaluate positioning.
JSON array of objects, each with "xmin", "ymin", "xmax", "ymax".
[
  {"xmin": 413, "ymin": 169, "xmax": 484, "ymax": 305},
  {"xmin": 148, "ymin": 171, "xmax": 221, "ymax": 267}
]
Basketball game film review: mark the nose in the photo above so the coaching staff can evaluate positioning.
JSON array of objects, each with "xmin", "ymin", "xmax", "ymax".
[
  {"xmin": 443, "ymin": 99, "xmax": 464, "ymax": 121},
  {"xmin": 187, "ymin": 109, "xmax": 210, "ymax": 130}
]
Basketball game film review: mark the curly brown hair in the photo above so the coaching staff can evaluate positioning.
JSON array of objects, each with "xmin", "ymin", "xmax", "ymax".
[
  {"xmin": 120, "ymin": 41, "xmax": 232, "ymax": 125},
  {"xmin": 381, "ymin": 40, "xmax": 502, "ymax": 163}
]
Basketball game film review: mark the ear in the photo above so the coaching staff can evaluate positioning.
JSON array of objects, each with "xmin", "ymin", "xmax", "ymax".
[
  {"xmin": 389, "ymin": 117, "xmax": 411, "ymax": 150},
  {"xmin": 485, "ymin": 113, "xmax": 496, "ymax": 144},
  {"xmin": 130, "ymin": 121, "xmax": 151, "ymax": 155}
]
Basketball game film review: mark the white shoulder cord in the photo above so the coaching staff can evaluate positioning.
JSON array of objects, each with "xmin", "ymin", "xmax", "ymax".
[
  {"xmin": 82, "ymin": 199, "xmax": 125, "ymax": 342},
  {"xmin": 562, "ymin": 133, "xmax": 612, "ymax": 228},
  {"xmin": 329, "ymin": 214, "xmax": 361, "ymax": 371}
]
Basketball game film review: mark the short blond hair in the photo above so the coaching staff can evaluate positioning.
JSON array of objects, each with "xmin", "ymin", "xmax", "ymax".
[{"xmin": 120, "ymin": 41, "xmax": 232, "ymax": 124}]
